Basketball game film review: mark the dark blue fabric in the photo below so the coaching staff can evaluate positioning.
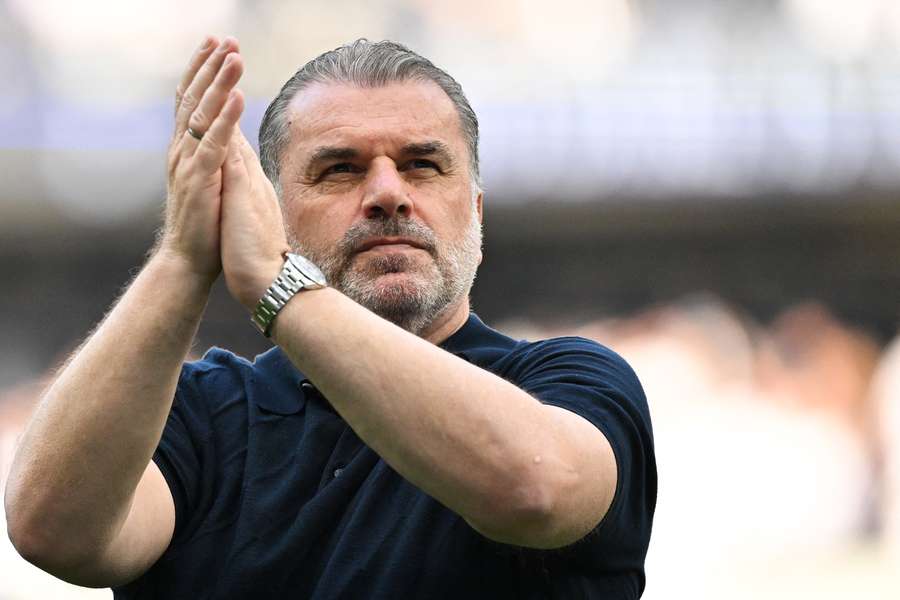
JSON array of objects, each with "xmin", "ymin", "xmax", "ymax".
[{"xmin": 113, "ymin": 313, "xmax": 656, "ymax": 599}]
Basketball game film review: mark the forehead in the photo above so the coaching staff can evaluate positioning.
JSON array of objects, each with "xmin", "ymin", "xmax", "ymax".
[{"xmin": 284, "ymin": 80, "xmax": 465, "ymax": 158}]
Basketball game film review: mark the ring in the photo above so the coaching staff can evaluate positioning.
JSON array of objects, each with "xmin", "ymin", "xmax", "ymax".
[{"xmin": 187, "ymin": 126, "xmax": 204, "ymax": 141}]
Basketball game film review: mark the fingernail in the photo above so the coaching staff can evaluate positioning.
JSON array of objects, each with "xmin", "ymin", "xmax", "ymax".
[
  {"xmin": 222, "ymin": 36, "xmax": 239, "ymax": 52},
  {"xmin": 200, "ymin": 37, "xmax": 213, "ymax": 51}
]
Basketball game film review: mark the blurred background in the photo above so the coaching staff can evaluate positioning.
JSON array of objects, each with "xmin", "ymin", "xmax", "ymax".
[{"xmin": 1, "ymin": 0, "xmax": 898, "ymax": 597}]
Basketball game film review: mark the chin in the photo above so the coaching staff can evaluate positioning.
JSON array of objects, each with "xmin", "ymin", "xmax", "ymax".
[
  {"xmin": 343, "ymin": 271, "xmax": 446, "ymax": 333},
  {"xmin": 366, "ymin": 272, "xmax": 432, "ymax": 307}
]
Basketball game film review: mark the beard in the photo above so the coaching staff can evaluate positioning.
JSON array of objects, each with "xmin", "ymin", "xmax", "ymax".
[{"xmin": 286, "ymin": 204, "xmax": 482, "ymax": 336}]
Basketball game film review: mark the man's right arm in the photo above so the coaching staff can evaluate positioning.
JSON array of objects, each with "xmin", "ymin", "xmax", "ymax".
[
  {"xmin": 3, "ymin": 254, "xmax": 209, "ymax": 586},
  {"xmin": 3, "ymin": 36, "xmax": 246, "ymax": 587}
]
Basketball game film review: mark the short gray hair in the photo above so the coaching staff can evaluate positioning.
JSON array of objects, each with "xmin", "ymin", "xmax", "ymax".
[{"xmin": 258, "ymin": 39, "xmax": 481, "ymax": 193}]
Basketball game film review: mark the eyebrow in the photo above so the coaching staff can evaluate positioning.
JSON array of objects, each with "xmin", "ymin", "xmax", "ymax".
[{"xmin": 400, "ymin": 141, "xmax": 454, "ymax": 165}]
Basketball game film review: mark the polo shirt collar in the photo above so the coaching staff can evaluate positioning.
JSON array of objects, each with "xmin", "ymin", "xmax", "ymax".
[
  {"xmin": 251, "ymin": 344, "xmax": 308, "ymax": 415},
  {"xmin": 438, "ymin": 312, "xmax": 514, "ymax": 361}
]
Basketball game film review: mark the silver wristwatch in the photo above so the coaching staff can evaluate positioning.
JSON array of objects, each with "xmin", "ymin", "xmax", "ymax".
[{"xmin": 251, "ymin": 252, "xmax": 327, "ymax": 337}]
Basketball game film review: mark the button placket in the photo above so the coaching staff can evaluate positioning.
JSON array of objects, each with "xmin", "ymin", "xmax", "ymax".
[{"xmin": 300, "ymin": 379, "xmax": 363, "ymax": 488}]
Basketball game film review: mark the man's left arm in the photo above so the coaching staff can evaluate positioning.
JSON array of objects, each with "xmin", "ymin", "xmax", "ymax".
[
  {"xmin": 218, "ymin": 133, "xmax": 618, "ymax": 550},
  {"xmin": 279, "ymin": 289, "xmax": 616, "ymax": 549}
]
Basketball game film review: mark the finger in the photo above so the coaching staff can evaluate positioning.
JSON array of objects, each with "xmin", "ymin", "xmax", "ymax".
[
  {"xmin": 233, "ymin": 130, "xmax": 262, "ymax": 174},
  {"xmin": 185, "ymin": 52, "xmax": 244, "ymax": 151},
  {"xmin": 222, "ymin": 134, "xmax": 248, "ymax": 194},
  {"xmin": 195, "ymin": 88, "xmax": 245, "ymax": 172},
  {"xmin": 174, "ymin": 35, "xmax": 218, "ymax": 116},
  {"xmin": 235, "ymin": 128, "xmax": 259, "ymax": 166},
  {"xmin": 175, "ymin": 36, "xmax": 240, "ymax": 140},
  {"xmin": 235, "ymin": 131, "xmax": 283, "ymax": 213}
]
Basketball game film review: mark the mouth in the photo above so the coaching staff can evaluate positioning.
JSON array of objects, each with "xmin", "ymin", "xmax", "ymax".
[{"xmin": 355, "ymin": 237, "xmax": 430, "ymax": 254}]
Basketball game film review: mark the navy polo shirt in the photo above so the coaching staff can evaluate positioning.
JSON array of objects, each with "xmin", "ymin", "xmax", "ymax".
[{"xmin": 114, "ymin": 313, "xmax": 656, "ymax": 599}]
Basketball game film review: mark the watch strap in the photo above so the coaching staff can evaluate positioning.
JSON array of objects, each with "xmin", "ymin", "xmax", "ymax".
[{"xmin": 251, "ymin": 253, "xmax": 327, "ymax": 337}]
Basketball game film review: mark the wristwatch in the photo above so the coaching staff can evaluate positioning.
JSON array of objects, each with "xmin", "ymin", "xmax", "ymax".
[{"xmin": 251, "ymin": 252, "xmax": 327, "ymax": 337}]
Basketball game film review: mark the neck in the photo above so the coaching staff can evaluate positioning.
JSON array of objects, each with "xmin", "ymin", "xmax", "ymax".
[{"xmin": 419, "ymin": 296, "xmax": 471, "ymax": 345}]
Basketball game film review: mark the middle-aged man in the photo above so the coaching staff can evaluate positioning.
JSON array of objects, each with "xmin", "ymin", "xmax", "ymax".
[{"xmin": 5, "ymin": 37, "xmax": 656, "ymax": 598}]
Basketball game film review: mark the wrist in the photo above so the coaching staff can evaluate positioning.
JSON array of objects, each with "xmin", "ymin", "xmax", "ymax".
[
  {"xmin": 238, "ymin": 256, "xmax": 286, "ymax": 313},
  {"xmin": 148, "ymin": 247, "xmax": 219, "ymax": 295},
  {"xmin": 248, "ymin": 252, "xmax": 328, "ymax": 336}
]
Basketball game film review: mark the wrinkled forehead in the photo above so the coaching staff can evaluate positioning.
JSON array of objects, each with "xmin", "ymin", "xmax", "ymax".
[{"xmin": 283, "ymin": 80, "xmax": 467, "ymax": 161}]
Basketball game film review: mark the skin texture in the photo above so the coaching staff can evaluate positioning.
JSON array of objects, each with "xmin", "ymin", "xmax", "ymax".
[{"xmin": 4, "ymin": 38, "xmax": 618, "ymax": 588}]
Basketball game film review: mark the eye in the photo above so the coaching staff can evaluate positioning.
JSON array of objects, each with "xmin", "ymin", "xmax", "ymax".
[
  {"xmin": 404, "ymin": 159, "xmax": 440, "ymax": 172},
  {"xmin": 322, "ymin": 162, "xmax": 359, "ymax": 175}
]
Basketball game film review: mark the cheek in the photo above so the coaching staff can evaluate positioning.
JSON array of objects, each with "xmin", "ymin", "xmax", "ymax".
[
  {"xmin": 441, "ymin": 197, "xmax": 476, "ymax": 233},
  {"xmin": 426, "ymin": 182, "xmax": 473, "ymax": 224},
  {"xmin": 287, "ymin": 203, "xmax": 354, "ymax": 248}
]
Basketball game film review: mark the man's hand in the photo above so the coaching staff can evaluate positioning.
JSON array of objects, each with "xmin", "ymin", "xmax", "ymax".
[
  {"xmin": 220, "ymin": 128, "xmax": 291, "ymax": 311},
  {"xmin": 157, "ymin": 35, "xmax": 246, "ymax": 286}
]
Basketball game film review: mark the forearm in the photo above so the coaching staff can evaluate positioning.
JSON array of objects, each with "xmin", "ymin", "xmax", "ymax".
[
  {"xmin": 272, "ymin": 289, "xmax": 572, "ymax": 541},
  {"xmin": 4, "ymin": 251, "xmax": 211, "ymax": 564}
]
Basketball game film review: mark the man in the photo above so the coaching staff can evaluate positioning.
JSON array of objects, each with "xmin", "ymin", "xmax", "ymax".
[{"xmin": 5, "ymin": 37, "xmax": 656, "ymax": 598}]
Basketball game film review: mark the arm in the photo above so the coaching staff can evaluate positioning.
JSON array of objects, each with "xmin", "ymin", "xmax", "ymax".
[
  {"xmin": 4, "ymin": 37, "xmax": 245, "ymax": 586},
  {"xmin": 274, "ymin": 290, "xmax": 619, "ymax": 549}
]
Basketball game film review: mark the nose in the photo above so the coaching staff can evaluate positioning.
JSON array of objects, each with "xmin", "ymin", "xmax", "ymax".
[{"xmin": 361, "ymin": 158, "xmax": 414, "ymax": 219}]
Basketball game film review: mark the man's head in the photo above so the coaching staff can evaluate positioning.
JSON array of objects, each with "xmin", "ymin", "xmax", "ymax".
[
  {"xmin": 258, "ymin": 40, "xmax": 483, "ymax": 336},
  {"xmin": 259, "ymin": 39, "xmax": 481, "ymax": 195}
]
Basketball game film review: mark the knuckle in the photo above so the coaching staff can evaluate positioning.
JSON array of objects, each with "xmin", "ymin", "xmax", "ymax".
[
  {"xmin": 184, "ymin": 158, "xmax": 202, "ymax": 178},
  {"xmin": 193, "ymin": 151, "xmax": 217, "ymax": 173},
  {"xmin": 189, "ymin": 108, "xmax": 208, "ymax": 128},
  {"xmin": 180, "ymin": 90, "xmax": 198, "ymax": 111},
  {"xmin": 174, "ymin": 159, "xmax": 194, "ymax": 181}
]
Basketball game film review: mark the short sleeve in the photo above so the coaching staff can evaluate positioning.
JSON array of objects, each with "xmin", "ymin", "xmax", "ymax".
[
  {"xmin": 152, "ymin": 361, "xmax": 213, "ymax": 548},
  {"xmin": 151, "ymin": 348, "xmax": 249, "ymax": 551},
  {"xmin": 509, "ymin": 337, "xmax": 656, "ymax": 555}
]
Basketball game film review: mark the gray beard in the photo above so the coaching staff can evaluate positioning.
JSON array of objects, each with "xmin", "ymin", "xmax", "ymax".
[{"xmin": 287, "ymin": 206, "xmax": 481, "ymax": 336}]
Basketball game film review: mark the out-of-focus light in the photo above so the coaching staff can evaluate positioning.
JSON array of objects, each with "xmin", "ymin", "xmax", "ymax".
[
  {"xmin": 516, "ymin": 0, "xmax": 638, "ymax": 83},
  {"xmin": 40, "ymin": 149, "xmax": 164, "ymax": 225},
  {"xmin": 873, "ymin": 339, "xmax": 900, "ymax": 559},
  {"xmin": 9, "ymin": 0, "xmax": 238, "ymax": 106},
  {"xmin": 888, "ymin": 4, "xmax": 900, "ymax": 52},
  {"xmin": 782, "ymin": 0, "xmax": 887, "ymax": 62}
]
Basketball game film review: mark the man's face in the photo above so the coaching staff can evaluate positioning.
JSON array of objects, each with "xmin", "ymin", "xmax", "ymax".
[{"xmin": 277, "ymin": 80, "xmax": 483, "ymax": 335}]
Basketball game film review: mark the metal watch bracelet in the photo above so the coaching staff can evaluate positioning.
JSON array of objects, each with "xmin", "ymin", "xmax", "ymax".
[{"xmin": 251, "ymin": 253, "xmax": 327, "ymax": 337}]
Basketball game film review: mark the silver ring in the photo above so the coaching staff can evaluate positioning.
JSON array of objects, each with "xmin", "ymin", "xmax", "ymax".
[{"xmin": 187, "ymin": 126, "xmax": 204, "ymax": 141}]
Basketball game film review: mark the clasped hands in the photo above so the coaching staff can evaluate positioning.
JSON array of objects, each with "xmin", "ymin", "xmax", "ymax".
[{"xmin": 159, "ymin": 36, "xmax": 290, "ymax": 312}]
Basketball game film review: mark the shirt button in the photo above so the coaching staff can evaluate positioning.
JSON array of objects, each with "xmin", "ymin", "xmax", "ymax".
[{"xmin": 333, "ymin": 467, "xmax": 344, "ymax": 478}]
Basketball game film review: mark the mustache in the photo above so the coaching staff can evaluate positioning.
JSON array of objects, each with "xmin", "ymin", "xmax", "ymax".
[{"xmin": 338, "ymin": 218, "xmax": 438, "ymax": 257}]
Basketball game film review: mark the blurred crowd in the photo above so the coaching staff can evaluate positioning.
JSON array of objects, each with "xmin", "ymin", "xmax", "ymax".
[
  {"xmin": 1, "ymin": 296, "xmax": 898, "ymax": 598},
  {"xmin": 506, "ymin": 296, "xmax": 899, "ymax": 598}
]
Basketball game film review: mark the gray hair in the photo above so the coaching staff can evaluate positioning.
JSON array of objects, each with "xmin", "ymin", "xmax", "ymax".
[{"xmin": 258, "ymin": 39, "xmax": 481, "ymax": 194}]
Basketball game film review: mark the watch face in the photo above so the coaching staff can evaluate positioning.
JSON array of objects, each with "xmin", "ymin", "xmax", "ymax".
[{"xmin": 287, "ymin": 253, "xmax": 327, "ymax": 286}]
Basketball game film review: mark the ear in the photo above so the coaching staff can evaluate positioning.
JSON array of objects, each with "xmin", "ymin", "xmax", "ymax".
[{"xmin": 476, "ymin": 190, "xmax": 484, "ymax": 266}]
